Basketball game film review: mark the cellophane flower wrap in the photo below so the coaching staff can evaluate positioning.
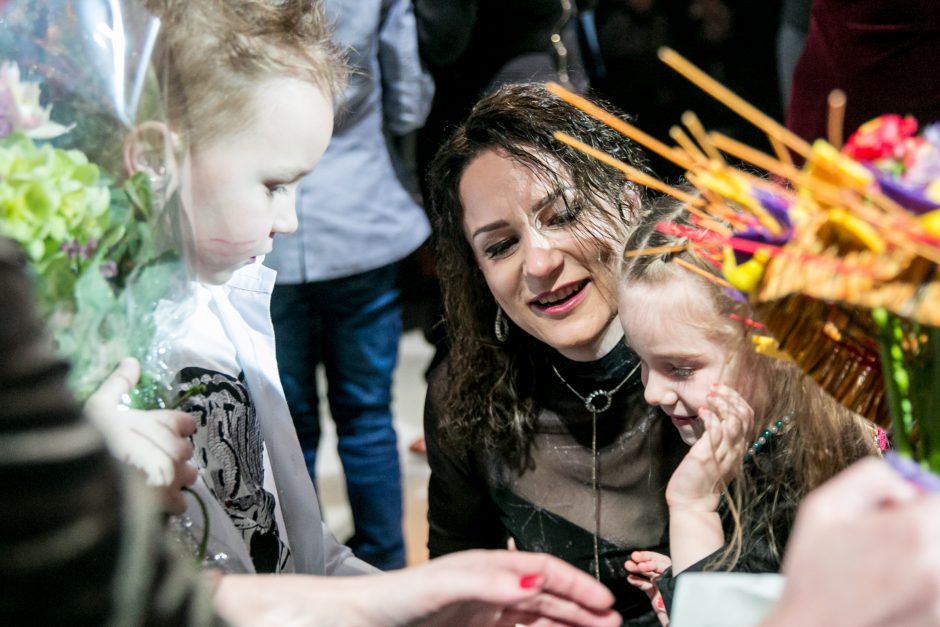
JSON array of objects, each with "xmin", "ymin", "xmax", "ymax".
[{"xmin": 0, "ymin": 1, "xmax": 192, "ymax": 408}]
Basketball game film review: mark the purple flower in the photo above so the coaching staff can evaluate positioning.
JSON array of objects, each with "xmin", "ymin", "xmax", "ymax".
[
  {"xmin": 752, "ymin": 189, "xmax": 793, "ymax": 229},
  {"xmin": 885, "ymin": 451, "xmax": 940, "ymax": 493},
  {"xmin": 59, "ymin": 240, "xmax": 79, "ymax": 257},
  {"xmin": 99, "ymin": 261, "xmax": 118, "ymax": 279},
  {"xmin": 79, "ymin": 238, "xmax": 98, "ymax": 260},
  {"xmin": 724, "ymin": 287, "xmax": 749, "ymax": 303},
  {"xmin": 732, "ymin": 188, "xmax": 794, "ymax": 264}
]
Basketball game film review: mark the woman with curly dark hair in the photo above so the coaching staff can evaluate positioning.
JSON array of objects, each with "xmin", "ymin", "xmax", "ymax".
[{"xmin": 424, "ymin": 82, "xmax": 687, "ymax": 625}]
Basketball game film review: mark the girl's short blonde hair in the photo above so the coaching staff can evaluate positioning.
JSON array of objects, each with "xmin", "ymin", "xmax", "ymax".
[{"xmin": 146, "ymin": 0, "xmax": 347, "ymax": 147}]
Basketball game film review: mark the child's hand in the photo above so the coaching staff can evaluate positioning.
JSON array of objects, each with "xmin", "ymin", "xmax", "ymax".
[
  {"xmin": 665, "ymin": 384, "xmax": 754, "ymax": 511},
  {"xmin": 85, "ymin": 357, "xmax": 199, "ymax": 514},
  {"xmin": 625, "ymin": 550, "xmax": 671, "ymax": 584},
  {"xmin": 625, "ymin": 551, "xmax": 671, "ymax": 626}
]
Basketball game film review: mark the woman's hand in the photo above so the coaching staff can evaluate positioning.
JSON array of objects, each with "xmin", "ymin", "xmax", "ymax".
[
  {"xmin": 214, "ymin": 550, "xmax": 621, "ymax": 627},
  {"xmin": 763, "ymin": 459, "xmax": 940, "ymax": 627},
  {"xmin": 625, "ymin": 550, "xmax": 670, "ymax": 626},
  {"xmin": 84, "ymin": 357, "xmax": 198, "ymax": 514},
  {"xmin": 665, "ymin": 384, "xmax": 754, "ymax": 510}
]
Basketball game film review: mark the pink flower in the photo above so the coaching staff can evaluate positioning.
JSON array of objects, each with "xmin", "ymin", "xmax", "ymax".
[
  {"xmin": 843, "ymin": 114, "xmax": 918, "ymax": 162},
  {"xmin": 0, "ymin": 61, "xmax": 72, "ymax": 139}
]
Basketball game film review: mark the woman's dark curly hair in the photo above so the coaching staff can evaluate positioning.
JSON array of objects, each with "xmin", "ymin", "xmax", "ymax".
[{"xmin": 427, "ymin": 82, "xmax": 649, "ymax": 467}]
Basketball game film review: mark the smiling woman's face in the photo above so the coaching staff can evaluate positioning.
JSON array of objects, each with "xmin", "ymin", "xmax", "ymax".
[{"xmin": 460, "ymin": 148, "xmax": 625, "ymax": 361}]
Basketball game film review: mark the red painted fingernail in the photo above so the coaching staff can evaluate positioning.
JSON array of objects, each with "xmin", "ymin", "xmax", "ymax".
[
  {"xmin": 655, "ymin": 596, "xmax": 665, "ymax": 611},
  {"xmin": 519, "ymin": 574, "xmax": 543, "ymax": 589}
]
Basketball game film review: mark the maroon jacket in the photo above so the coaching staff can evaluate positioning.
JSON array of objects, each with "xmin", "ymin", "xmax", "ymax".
[{"xmin": 787, "ymin": 0, "xmax": 940, "ymax": 143}]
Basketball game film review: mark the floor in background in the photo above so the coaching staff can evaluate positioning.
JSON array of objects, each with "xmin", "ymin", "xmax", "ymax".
[{"xmin": 315, "ymin": 329, "xmax": 434, "ymax": 566}]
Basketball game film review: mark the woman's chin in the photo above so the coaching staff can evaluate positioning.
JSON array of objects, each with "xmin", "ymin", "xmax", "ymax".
[{"xmin": 534, "ymin": 320, "xmax": 621, "ymax": 361}]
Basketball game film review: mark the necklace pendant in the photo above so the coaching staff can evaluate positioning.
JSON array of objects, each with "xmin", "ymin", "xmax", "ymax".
[{"xmin": 584, "ymin": 389, "xmax": 613, "ymax": 414}]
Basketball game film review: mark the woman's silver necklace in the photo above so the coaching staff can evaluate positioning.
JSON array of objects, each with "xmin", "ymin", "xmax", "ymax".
[
  {"xmin": 551, "ymin": 361, "xmax": 641, "ymax": 416},
  {"xmin": 550, "ymin": 360, "xmax": 641, "ymax": 580}
]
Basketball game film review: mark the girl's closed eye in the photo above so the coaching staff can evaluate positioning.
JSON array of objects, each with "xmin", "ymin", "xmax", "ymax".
[{"xmin": 667, "ymin": 364, "xmax": 697, "ymax": 379}]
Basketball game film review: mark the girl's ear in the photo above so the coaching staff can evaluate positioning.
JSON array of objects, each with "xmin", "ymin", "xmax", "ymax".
[{"xmin": 123, "ymin": 120, "xmax": 180, "ymax": 195}]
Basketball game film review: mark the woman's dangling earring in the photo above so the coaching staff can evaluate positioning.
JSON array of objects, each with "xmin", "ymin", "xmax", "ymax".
[{"xmin": 494, "ymin": 306, "xmax": 509, "ymax": 342}]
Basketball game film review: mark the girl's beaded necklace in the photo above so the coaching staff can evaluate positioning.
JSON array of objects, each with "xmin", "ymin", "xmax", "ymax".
[
  {"xmin": 741, "ymin": 412, "xmax": 888, "ymax": 463},
  {"xmin": 743, "ymin": 411, "xmax": 795, "ymax": 463}
]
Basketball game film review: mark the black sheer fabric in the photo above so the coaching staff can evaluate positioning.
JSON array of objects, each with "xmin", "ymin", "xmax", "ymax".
[{"xmin": 426, "ymin": 339, "xmax": 688, "ymax": 624}]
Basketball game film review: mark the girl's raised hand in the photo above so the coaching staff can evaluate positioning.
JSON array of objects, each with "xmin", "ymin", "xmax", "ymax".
[
  {"xmin": 664, "ymin": 385, "xmax": 755, "ymax": 574},
  {"xmin": 665, "ymin": 384, "xmax": 754, "ymax": 510}
]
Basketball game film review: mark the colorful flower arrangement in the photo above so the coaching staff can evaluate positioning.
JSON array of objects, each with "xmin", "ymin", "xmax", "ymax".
[
  {"xmin": 0, "ymin": 3, "xmax": 211, "ymax": 563},
  {"xmin": 547, "ymin": 49, "xmax": 940, "ymax": 475},
  {"xmin": 844, "ymin": 114, "xmax": 940, "ymax": 216},
  {"xmin": 0, "ymin": 61, "xmax": 188, "ymax": 406}
]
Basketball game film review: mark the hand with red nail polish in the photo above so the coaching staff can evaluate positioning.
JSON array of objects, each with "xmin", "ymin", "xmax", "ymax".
[
  {"xmin": 216, "ymin": 549, "xmax": 621, "ymax": 627},
  {"xmin": 390, "ymin": 550, "xmax": 619, "ymax": 626}
]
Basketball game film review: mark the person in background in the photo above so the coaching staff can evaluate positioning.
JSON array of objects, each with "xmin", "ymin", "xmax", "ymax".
[
  {"xmin": 775, "ymin": 0, "xmax": 810, "ymax": 111},
  {"xmin": 787, "ymin": 0, "xmax": 940, "ymax": 144},
  {"xmin": 264, "ymin": 0, "xmax": 433, "ymax": 570}
]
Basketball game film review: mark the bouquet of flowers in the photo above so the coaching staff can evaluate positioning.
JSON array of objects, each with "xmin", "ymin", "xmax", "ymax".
[
  {"xmin": 0, "ymin": 1, "xmax": 192, "ymax": 407},
  {"xmin": 0, "ymin": 0, "xmax": 226, "ymax": 567},
  {"xmin": 546, "ymin": 49, "xmax": 940, "ymax": 475}
]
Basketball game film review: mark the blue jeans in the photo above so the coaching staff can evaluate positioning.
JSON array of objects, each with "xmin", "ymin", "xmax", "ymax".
[{"xmin": 270, "ymin": 262, "xmax": 405, "ymax": 570}]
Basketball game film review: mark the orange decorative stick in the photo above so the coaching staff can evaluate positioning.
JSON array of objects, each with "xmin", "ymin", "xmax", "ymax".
[
  {"xmin": 553, "ymin": 131, "xmax": 731, "ymax": 235},
  {"xmin": 681, "ymin": 111, "xmax": 724, "ymax": 164},
  {"xmin": 658, "ymin": 47, "xmax": 813, "ymax": 160},
  {"xmin": 827, "ymin": 89, "xmax": 847, "ymax": 150},
  {"xmin": 623, "ymin": 243, "xmax": 689, "ymax": 259},
  {"xmin": 673, "ymin": 257, "xmax": 734, "ymax": 289},
  {"xmin": 545, "ymin": 81, "xmax": 693, "ymax": 170}
]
